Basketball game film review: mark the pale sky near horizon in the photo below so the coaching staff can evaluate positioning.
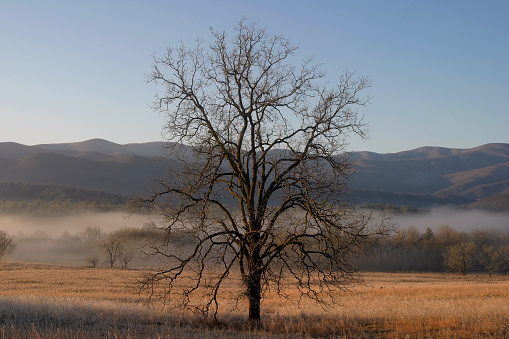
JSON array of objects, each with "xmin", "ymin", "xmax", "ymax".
[{"xmin": 1, "ymin": 0, "xmax": 507, "ymax": 154}]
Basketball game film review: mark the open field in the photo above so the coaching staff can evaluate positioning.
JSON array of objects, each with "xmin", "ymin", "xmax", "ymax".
[{"xmin": 1, "ymin": 262, "xmax": 509, "ymax": 338}]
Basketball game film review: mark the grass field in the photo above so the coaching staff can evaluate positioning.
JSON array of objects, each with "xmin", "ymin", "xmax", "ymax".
[{"xmin": 1, "ymin": 262, "xmax": 509, "ymax": 338}]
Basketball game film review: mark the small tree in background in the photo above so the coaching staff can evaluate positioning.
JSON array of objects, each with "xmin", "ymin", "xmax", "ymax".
[
  {"xmin": 80, "ymin": 227, "xmax": 105, "ymax": 267},
  {"xmin": 479, "ymin": 245, "xmax": 499, "ymax": 277},
  {"xmin": 101, "ymin": 234, "xmax": 122, "ymax": 268},
  {"xmin": 497, "ymin": 245, "xmax": 509, "ymax": 275},
  {"xmin": 0, "ymin": 230, "xmax": 15, "ymax": 260},
  {"xmin": 85, "ymin": 256, "xmax": 100, "ymax": 268},
  {"xmin": 444, "ymin": 242, "xmax": 477, "ymax": 275},
  {"xmin": 113, "ymin": 228, "xmax": 145, "ymax": 269},
  {"xmin": 420, "ymin": 227, "xmax": 438, "ymax": 271}
]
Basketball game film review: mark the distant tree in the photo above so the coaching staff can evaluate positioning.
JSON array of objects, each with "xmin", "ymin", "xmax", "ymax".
[
  {"xmin": 435, "ymin": 225, "xmax": 465, "ymax": 247},
  {"xmin": 80, "ymin": 227, "xmax": 105, "ymax": 266},
  {"xmin": 391, "ymin": 227, "xmax": 420, "ymax": 270},
  {"xmin": 30, "ymin": 229, "xmax": 52, "ymax": 242},
  {"xmin": 138, "ymin": 19, "xmax": 389, "ymax": 324},
  {"xmin": 80, "ymin": 227, "xmax": 105, "ymax": 244},
  {"xmin": 0, "ymin": 230, "xmax": 15, "ymax": 260},
  {"xmin": 119, "ymin": 247, "xmax": 134, "ymax": 269},
  {"xmin": 101, "ymin": 234, "xmax": 122, "ymax": 268},
  {"xmin": 497, "ymin": 245, "xmax": 509, "ymax": 276},
  {"xmin": 85, "ymin": 256, "xmax": 100, "ymax": 268},
  {"xmin": 479, "ymin": 244, "xmax": 499, "ymax": 277},
  {"xmin": 421, "ymin": 227, "xmax": 434, "ymax": 241},
  {"xmin": 444, "ymin": 242, "xmax": 477, "ymax": 275},
  {"xmin": 113, "ymin": 228, "xmax": 144, "ymax": 269},
  {"xmin": 471, "ymin": 229, "xmax": 489, "ymax": 247},
  {"xmin": 420, "ymin": 227, "xmax": 438, "ymax": 271},
  {"xmin": 400, "ymin": 205, "xmax": 410, "ymax": 214},
  {"xmin": 60, "ymin": 231, "xmax": 81, "ymax": 249}
]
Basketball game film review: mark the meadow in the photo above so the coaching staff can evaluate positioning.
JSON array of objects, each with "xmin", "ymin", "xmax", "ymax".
[{"xmin": 1, "ymin": 262, "xmax": 509, "ymax": 338}]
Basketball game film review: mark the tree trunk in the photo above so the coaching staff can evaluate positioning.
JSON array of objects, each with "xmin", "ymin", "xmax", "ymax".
[
  {"xmin": 247, "ymin": 227, "xmax": 262, "ymax": 325},
  {"xmin": 247, "ymin": 271, "xmax": 262, "ymax": 324}
]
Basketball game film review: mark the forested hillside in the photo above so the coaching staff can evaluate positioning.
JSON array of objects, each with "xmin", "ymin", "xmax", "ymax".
[
  {"xmin": 0, "ymin": 140, "xmax": 508, "ymax": 211},
  {"xmin": 466, "ymin": 194, "xmax": 509, "ymax": 212},
  {"xmin": 0, "ymin": 182, "xmax": 128, "ymax": 215}
]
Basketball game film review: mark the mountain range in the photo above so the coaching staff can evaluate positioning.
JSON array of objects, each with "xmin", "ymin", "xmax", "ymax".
[
  {"xmin": 350, "ymin": 143, "xmax": 509, "ymax": 200},
  {"xmin": 0, "ymin": 139, "xmax": 508, "ymax": 208}
]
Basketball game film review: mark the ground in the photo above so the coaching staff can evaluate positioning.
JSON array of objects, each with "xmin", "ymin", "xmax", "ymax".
[{"xmin": 1, "ymin": 262, "xmax": 508, "ymax": 338}]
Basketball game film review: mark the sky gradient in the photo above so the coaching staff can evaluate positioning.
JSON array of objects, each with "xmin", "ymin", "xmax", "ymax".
[{"xmin": 1, "ymin": 0, "xmax": 508, "ymax": 153}]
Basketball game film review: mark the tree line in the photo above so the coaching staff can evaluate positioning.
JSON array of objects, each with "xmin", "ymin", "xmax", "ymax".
[
  {"xmin": 358, "ymin": 202, "xmax": 423, "ymax": 214},
  {"xmin": 0, "ymin": 182, "xmax": 129, "ymax": 215},
  {"xmin": 3, "ymin": 222, "xmax": 508, "ymax": 276},
  {"xmin": 0, "ymin": 225, "xmax": 161, "ymax": 268},
  {"xmin": 357, "ymin": 225, "xmax": 509, "ymax": 275}
]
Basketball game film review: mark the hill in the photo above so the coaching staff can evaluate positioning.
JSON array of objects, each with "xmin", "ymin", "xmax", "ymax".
[
  {"xmin": 350, "ymin": 143, "xmax": 509, "ymax": 200},
  {"xmin": 0, "ymin": 139, "xmax": 508, "ymax": 209},
  {"xmin": 34, "ymin": 138, "xmax": 183, "ymax": 158},
  {"xmin": 465, "ymin": 193, "xmax": 509, "ymax": 212},
  {"xmin": 0, "ymin": 143, "xmax": 177, "ymax": 195}
]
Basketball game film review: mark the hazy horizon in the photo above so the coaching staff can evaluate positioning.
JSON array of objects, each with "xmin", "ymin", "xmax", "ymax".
[{"xmin": 3, "ymin": 137, "xmax": 508, "ymax": 156}]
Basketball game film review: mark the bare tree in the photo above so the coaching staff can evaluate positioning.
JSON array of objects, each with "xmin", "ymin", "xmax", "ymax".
[
  {"xmin": 0, "ymin": 230, "xmax": 15, "ymax": 260},
  {"xmin": 101, "ymin": 234, "xmax": 122, "ymax": 268},
  {"xmin": 138, "ymin": 20, "xmax": 388, "ymax": 324},
  {"xmin": 113, "ymin": 228, "xmax": 145, "ymax": 269},
  {"xmin": 80, "ymin": 227, "xmax": 105, "ymax": 267},
  {"xmin": 85, "ymin": 256, "xmax": 100, "ymax": 268}
]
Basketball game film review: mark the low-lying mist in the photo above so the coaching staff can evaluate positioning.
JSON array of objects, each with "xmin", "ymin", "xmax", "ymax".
[
  {"xmin": 0, "ymin": 212, "xmax": 161, "ymax": 266},
  {"xmin": 0, "ymin": 212, "xmax": 154, "ymax": 237},
  {"xmin": 391, "ymin": 208, "xmax": 509, "ymax": 233},
  {"xmin": 1, "ymin": 208, "xmax": 508, "ymax": 267}
]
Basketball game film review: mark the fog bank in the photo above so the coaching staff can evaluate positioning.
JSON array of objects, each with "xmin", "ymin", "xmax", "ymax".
[
  {"xmin": 391, "ymin": 208, "xmax": 509, "ymax": 233},
  {"xmin": 1, "ymin": 209, "xmax": 508, "ymax": 266},
  {"xmin": 0, "ymin": 213, "xmax": 162, "ymax": 265},
  {"xmin": 0, "ymin": 212, "xmax": 158, "ymax": 238}
]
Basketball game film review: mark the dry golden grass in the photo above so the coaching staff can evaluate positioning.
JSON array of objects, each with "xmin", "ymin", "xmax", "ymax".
[
  {"xmin": 1, "ymin": 262, "xmax": 509, "ymax": 338},
  {"xmin": 255, "ymin": 272, "xmax": 509, "ymax": 338},
  {"xmin": 0, "ymin": 262, "xmax": 140, "ymax": 302}
]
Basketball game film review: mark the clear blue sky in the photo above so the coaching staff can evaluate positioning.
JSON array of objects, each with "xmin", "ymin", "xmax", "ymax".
[{"xmin": 1, "ymin": 0, "xmax": 507, "ymax": 153}]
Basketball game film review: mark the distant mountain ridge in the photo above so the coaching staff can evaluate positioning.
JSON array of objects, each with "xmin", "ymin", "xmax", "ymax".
[
  {"xmin": 350, "ymin": 143, "xmax": 509, "ymax": 200},
  {"xmin": 0, "ymin": 139, "xmax": 176, "ymax": 195},
  {"xmin": 35, "ymin": 139, "xmax": 172, "ymax": 158},
  {"xmin": 0, "ymin": 139, "xmax": 508, "ymax": 207}
]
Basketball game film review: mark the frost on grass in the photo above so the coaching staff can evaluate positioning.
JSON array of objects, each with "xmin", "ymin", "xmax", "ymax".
[
  {"xmin": 0, "ymin": 296, "xmax": 166, "ymax": 330},
  {"xmin": 0, "ymin": 295, "xmax": 287, "ymax": 338}
]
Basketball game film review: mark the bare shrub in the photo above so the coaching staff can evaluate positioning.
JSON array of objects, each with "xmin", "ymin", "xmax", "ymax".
[{"xmin": 0, "ymin": 230, "xmax": 15, "ymax": 260}]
